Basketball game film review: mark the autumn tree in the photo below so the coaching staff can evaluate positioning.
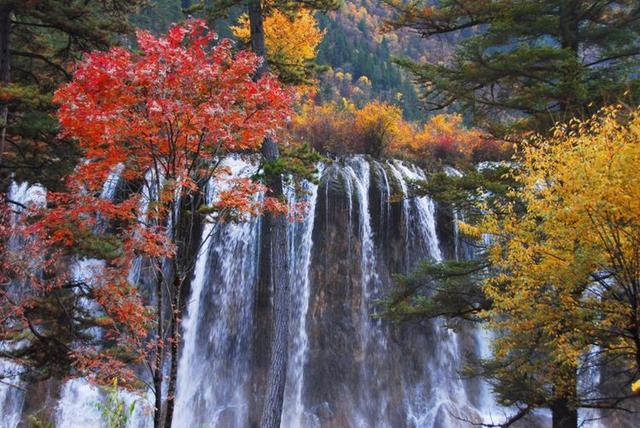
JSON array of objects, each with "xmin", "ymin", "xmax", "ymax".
[
  {"xmin": 384, "ymin": 0, "xmax": 640, "ymax": 135},
  {"xmin": 477, "ymin": 106, "xmax": 640, "ymax": 426},
  {"xmin": 0, "ymin": 186, "xmax": 160, "ymax": 391},
  {"xmin": 290, "ymin": 99, "xmax": 358, "ymax": 153},
  {"xmin": 231, "ymin": 6, "xmax": 326, "ymax": 85},
  {"xmin": 0, "ymin": 0, "xmax": 147, "ymax": 190},
  {"xmin": 54, "ymin": 19, "xmax": 292, "ymax": 428},
  {"xmin": 353, "ymin": 100, "xmax": 403, "ymax": 157},
  {"xmin": 385, "ymin": 107, "xmax": 640, "ymax": 427}
]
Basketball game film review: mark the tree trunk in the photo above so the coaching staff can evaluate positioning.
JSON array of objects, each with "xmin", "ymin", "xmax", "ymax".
[
  {"xmin": 257, "ymin": 134, "xmax": 290, "ymax": 428},
  {"xmin": 551, "ymin": 397, "xmax": 578, "ymax": 428},
  {"xmin": 164, "ymin": 189, "xmax": 204, "ymax": 428},
  {"xmin": 153, "ymin": 263, "xmax": 165, "ymax": 428},
  {"xmin": 248, "ymin": 3, "xmax": 272, "ymax": 423},
  {"xmin": 558, "ymin": 0, "xmax": 583, "ymax": 119},
  {"xmin": 249, "ymin": 0, "xmax": 268, "ymax": 77},
  {"xmin": 551, "ymin": 365, "xmax": 578, "ymax": 428},
  {"xmin": 258, "ymin": 207, "xmax": 290, "ymax": 428},
  {"xmin": 163, "ymin": 266, "xmax": 180, "ymax": 428},
  {"xmin": 251, "ymin": 197, "xmax": 274, "ymax": 425},
  {"xmin": 0, "ymin": 3, "xmax": 13, "ymax": 168},
  {"xmin": 163, "ymin": 198, "xmax": 183, "ymax": 428},
  {"xmin": 249, "ymin": 1, "xmax": 291, "ymax": 427}
]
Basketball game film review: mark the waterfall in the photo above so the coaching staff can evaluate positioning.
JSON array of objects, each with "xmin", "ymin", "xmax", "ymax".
[
  {"xmin": 391, "ymin": 161, "xmax": 442, "ymax": 262},
  {"xmin": 1, "ymin": 182, "xmax": 46, "ymax": 428},
  {"xmin": 172, "ymin": 157, "xmax": 261, "ymax": 428},
  {"xmin": 0, "ymin": 360, "xmax": 23, "ymax": 428},
  {"xmin": 386, "ymin": 161, "xmax": 412, "ymax": 269},
  {"xmin": 281, "ymin": 167, "xmax": 322, "ymax": 428},
  {"xmin": 344, "ymin": 157, "xmax": 390, "ymax": 427},
  {"xmin": 100, "ymin": 164, "xmax": 124, "ymax": 200},
  {"xmin": 56, "ymin": 378, "xmax": 151, "ymax": 428},
  {"xmin": 4, "ymin": 157, "xmax": 519, "ymax": 428},
  {"xmin": 386, "ymin": 160, "xmax": 482, "ymax": 427}
]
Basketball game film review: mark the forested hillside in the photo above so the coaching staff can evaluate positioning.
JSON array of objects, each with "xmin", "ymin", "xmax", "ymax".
[
  {"xmin": 134, "ymin": 0, "xmax": 433, "ymax": 120},
  {"xmin": 315, "ymin": 1, "xmax": 426, "ymax": 120}
]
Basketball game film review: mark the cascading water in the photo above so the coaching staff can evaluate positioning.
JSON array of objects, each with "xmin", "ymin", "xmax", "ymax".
[
  {"xmin": 281, "ymin": 167, "xmax": 322, "ymax": 428},
  {"xmin": 172, "ymin": 157, "xmax": 262, "ymax": 428},
  {"xmin": 0, "ymin": 360, "xmax": 23, "ymax": 428},
  {"xmin": 344, "ymin": 158, "xmax": 390, "ymax": 427},
  {"xmin": 4, "ymin": 156, "xmax": 519, "ymax": 427},
  {"xmin": 55, "ymin": 378, "xmax": 151, "ymax": 428},
  {"xmin": 1, "ymin": 182, "xmax": 46, "ymax": 428},
  {"xmin": 442, "ymin": 169, "xmax": 504, "ymax": 425},
  {"xmin": 386, "ymin": 160, "xmax": 481, "ymax": 427}
]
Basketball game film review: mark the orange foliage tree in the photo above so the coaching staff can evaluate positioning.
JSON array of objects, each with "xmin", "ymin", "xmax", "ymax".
[
  {"xmin": 389, "ymin": 114, "xmax": 510, "ymax": 166},
  {"xmin": 292, "ymin": 101, "xmax": 508, "ymax": 165},
  {"xmin": 0, "ymin": 188, "xmax": 164, "ymax": 387},
  {"xmin": 54, "ymin": 19, "xmax": 292, "ymax": 204}
]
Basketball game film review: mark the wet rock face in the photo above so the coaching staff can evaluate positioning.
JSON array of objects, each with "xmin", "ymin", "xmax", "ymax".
[
  {"xmin": 305, "ymin": 164, "xmax": 365, "ymax": 427},
  {"xmin": 302, "ymin": 158, "xmax": 480, "ymax": 427},
  {"xmin": 435, "ymin": 203, "xmax": 457, "ymax": 261}
]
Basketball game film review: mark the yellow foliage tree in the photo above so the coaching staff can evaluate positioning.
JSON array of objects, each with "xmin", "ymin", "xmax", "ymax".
[
  {"xmin": 290, "ymin": 100, "xmax": 407, "ymax": 156},
  {"xmin": 232, "ymin": 7, "xmax": 325, "ymax": 85},
  {"xmin": 353, "ymin": 101, "xmax": 405, "ymax": 157},
  {"xmin": 481, "ymin": 106, "xmax": 640, "ymax": 419}
]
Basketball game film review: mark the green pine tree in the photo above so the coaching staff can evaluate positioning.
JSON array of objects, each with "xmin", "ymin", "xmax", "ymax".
[
  {"xmin": 385, "ymin": 0, "xmax": 640, "ymax": 134},
  {"xmin": 0, "ymin": 0, "xmax": 147, "ymax": 190}
]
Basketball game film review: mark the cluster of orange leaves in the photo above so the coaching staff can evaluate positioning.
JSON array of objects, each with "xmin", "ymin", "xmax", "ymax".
[
  {"xmin": 0, "ymin": 191, "xmax": 164, "ymax": 386},
  {"xmin": 291, "ymin": 99, "xmax": 510, "ymax": 165}
]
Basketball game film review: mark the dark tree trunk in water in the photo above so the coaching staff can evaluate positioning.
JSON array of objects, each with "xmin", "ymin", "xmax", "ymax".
[
  {"xmin": 258, "ymin": 139, "xmax": 290, "ymax": 428},
  {"xmin": 248, "ymin": 1, "xmax": 290, "ymax": 427},
  {"xmin": 163, "ymin": 267, "xmax": 181, "ymax": 428},
  {"xmin": 153, "ymin": 264, "xmax": 165, "ymax": 428},
  {"xmin": 551, "ymin": 397, "xmax": 578, "ymax": 428},
  {"xmin": 0, "ymin": 3, "xmax": 13, "ymax": 168}
]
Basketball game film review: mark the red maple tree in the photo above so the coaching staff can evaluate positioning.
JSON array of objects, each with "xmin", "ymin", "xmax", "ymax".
[
  {"xmin": 0, "ymin": 189, "xmax": 160, "ymax": 386},
  {"xmin": 1, "ymin": 19, "xmax": 294, "ymax": 422},
  {"xmin": 54, "ymin": 18, "xmax": 292, "ymax": 215}
]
